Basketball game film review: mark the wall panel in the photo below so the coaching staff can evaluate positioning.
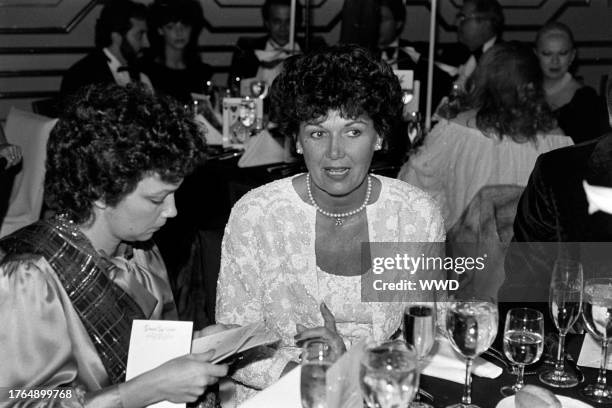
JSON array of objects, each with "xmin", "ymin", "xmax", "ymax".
[{"xmin": 0, "ymin": 0, "xmax": 611, "ymax": 120}]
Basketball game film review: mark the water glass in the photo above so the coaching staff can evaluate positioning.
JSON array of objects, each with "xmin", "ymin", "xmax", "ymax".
[
  {"xmin": 540, "ymin": 259, "xmax": 583, "ymax": 388},
  {"xmin": 446, "ymin": 300, "xmax": 498, "ymax": 408},
  {"xmin": 581, "ymin": 278, "xmax": 612, "ymax": 404},
  {"xmin": 360, "ymin": 340, "xmax": 419, "ymax": 408},
  {"xmin": 500, "ymin": 308, "xmax": 544, "ymax": 396},
  {"xmin": 300, "ymin": 339, "xmax": 335, "ymax": 408},
  {"xmin": 403, "ymin": 304, "xmax": 436, "ymax": 408}
]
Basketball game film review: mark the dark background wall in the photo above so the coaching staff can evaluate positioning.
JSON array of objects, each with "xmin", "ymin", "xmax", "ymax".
[{"xmin": 0, "ymin": 0, "xmax": 610, "ymax": 120}]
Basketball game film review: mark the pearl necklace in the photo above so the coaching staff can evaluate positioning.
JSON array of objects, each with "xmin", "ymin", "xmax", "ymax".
[{"xmin": 306, "ymin": 173, "xmax": 372, "ymax": 226}]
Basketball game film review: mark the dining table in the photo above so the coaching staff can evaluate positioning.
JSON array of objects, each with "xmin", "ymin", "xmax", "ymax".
[
  {"xmin": 422, "ymin": 334, "xmax": 600, "ymax": 407},
  {"xmin": 238, "ymin": 333, "xmax": 605, "ymax": 408}
]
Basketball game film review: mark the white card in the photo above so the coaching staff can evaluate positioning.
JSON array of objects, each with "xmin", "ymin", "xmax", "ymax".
[
  {"xmin": 126, "ymin": 320, "xmax": 193, "ymax": 408},
  {"xmin": 578, "ymin": 332, "xmax": 612, "ymax": 369}
]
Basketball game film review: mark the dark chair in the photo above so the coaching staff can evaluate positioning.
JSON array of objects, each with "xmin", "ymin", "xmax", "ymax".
[{"xmin": 31, "ymin": 97, "xmax": 60, "ymax": 118}]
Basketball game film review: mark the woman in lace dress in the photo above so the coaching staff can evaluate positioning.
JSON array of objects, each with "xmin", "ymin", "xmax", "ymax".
[
  {"xmin": 216, "ymin": 45, "xmax": 445, "ymax": 402},
  {"xmin": 0, "ymin": 84, "xmax": 228, "ymax": 407},
  {"xmin": 398, "ymin": 41, "xmax": 573, "ymax": 231}
]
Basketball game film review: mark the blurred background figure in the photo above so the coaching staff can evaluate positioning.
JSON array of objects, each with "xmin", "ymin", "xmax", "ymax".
[
  {"xmin": 144, "ymin": 0, "xmax": 213, "ymax": 105},
  {"xmin": 60, "ymin": 0, "xmax": 152, "ymax": 102},
  {"xmin": 450, "ymin": 0, "xmax": 504, "ymax": 89},
  {"xmin": 535, "ymin": 22, "xmax": 609, "ymax": 144},
  {"xmin": 376, "ymin": 0, "xmax": 453, "ymax": 119},
  {"xmin": 228, "ymin": 0, "xmax": 325, "ymax": 89},
  {"xmin": 399, "ymin": 42, "xmax": 573, "ymax": 231}
]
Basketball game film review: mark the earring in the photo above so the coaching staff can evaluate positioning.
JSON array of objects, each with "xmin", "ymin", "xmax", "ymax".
[
  {"xmin": 375, "ymin": 139, "xmax": 383, "ymax": 151},
  {"xmin": 296, "ymin": 143, "xmax": 303, "ymax": 154}
]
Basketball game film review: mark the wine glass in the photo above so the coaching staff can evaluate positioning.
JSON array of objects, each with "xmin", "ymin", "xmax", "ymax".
[
  {"xmin": 445, "ymin": 300, "xmax": 498, "ymax": 408},
  {"xmin": 500, "ymin": 308, "xmax": 544, "ymax": 396},
  {"xmin": 539, "ymin": 259, "xmax": 583, "ymax": 388},
  {"xmin": 403, "ymin": 304, "xmax": 436, "ymax": 408},
  {"xmin": 300, "ymin": 339, "xmax": 336, "ymax": 408},
  {"xmin": 360, "ymin": 340, "xmax": 419, "ymax": 408},
  {"xmin": 581, "ymin": 278, "xmax": 612, "ymax": 404}
]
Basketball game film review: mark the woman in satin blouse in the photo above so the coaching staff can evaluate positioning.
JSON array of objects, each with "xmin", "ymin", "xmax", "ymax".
[{"xmin": 0, "ymin": 84, "xmax": 227, "ymax": 407}]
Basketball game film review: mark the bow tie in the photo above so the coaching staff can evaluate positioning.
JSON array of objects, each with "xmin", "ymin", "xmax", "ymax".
[{"xmin": 117, "ymin": 65, "xmax": 140, "ymax": 82}]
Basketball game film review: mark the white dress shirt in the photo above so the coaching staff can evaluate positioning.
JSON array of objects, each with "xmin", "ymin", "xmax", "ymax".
[{"xmin": 103, "ymin": 48, "xmax": 153, "ymax": 92}]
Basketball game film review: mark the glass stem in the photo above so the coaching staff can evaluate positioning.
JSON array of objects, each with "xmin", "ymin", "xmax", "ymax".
[
  {"xmin": 461, "ymin": 358, "xmax": 473, "ymax": 405},
  {"xmin": 555, "ymin": 333, "xmax": 566, "ymax": 375},
  {"xmin": 515, "ymin": 364, "xmax": 525, "ymax": 390},
  {"xmin": 597, "ymin": 340, "xmax": 609, "ymax": 389}
]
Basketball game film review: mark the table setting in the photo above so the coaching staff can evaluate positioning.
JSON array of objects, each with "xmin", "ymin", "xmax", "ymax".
[{"xmin": 235, "ymin": 277, "xmax": 612, "ymax": 408}]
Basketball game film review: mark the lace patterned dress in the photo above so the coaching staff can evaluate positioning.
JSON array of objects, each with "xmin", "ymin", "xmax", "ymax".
[{"xmin": 216, "ymin": 175, "xmax": 445, "ymax": 403}]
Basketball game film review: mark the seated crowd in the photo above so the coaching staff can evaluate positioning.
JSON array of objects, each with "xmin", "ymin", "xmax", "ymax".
[{"xmin": 2, "ymin": 0, "xmax": 612, "ymax": 406}]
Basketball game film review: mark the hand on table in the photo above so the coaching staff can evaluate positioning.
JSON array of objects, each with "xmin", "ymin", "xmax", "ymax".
[
  {"xmin": 294, "ymin": 302, "xmax": 346, "ymax": 357},
  {"xmin": 0, "ymin": 144, "xmax": 22, "ymax": 169},
  {"xmin": 142, "ymin": 350, "xmax": 228, "ymax": 403}
]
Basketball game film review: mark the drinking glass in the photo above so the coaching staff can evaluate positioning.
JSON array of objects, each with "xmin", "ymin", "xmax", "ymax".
[
  {"xmin": 539, "ymin": 259, "xmax": 583, "ymax": 388},
  {"xmin": 250, "ymin": 80, "xmax": 268, "ymax": 99},
  {"xmin": 403, "ymin": 304, "xmax": 436, "ymax": 408},
  {"xmin": 581, "ymin": 278, "xmax": 612, "ymax": 404},
  {"xmin": 445, "ymin": 300, "xmax": 498, "ymax": 408},
  {"xmin": 360, "ymin": 340, "xmax": 419, "ymax": 408},
  {"xmin": 300, "ymin": 339, "xmax": 336, "ymax": 408},
  {"xmin": 500, "ymin": 308, "xmax": 544, "ymax": 396}
]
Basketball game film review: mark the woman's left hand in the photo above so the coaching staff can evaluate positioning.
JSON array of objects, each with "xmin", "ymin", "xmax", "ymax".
[
  {"xmin": 193, "ymin": 323, "xmax": 240, "ymax": 339},
  {"xmin": 294, "ymin": 302, "xmax": 346, "ymax": 357}
]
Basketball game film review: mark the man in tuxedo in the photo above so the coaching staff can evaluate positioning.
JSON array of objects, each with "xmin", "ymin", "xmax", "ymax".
[
  {"xmin": 448, "ymin": 0, "xmax": 504, "ymax": 88},
  {"xmin": 377, "ymin": 0, "xmax": 453, "ymax": 113},
  {"xmin": 500, "ymin": 134, "xmax": 612, "ymax": 304},
  {"xmin": 227, "ymin": 0, "xmax": 325, "ymax": 88},
  {"xmin": 60, "ymin": 0, "xmax": 152, "ymax": 102}
]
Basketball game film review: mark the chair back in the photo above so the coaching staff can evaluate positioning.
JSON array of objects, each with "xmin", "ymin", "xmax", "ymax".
[{"xmin": 446, "ymin": 184, "xmax": 524, "ymax": 301}]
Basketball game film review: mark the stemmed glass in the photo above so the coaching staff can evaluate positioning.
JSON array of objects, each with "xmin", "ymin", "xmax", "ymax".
[
  {"xmin": 403, "ymin": 304, "xmax": 436, "ymax": 408},
  {"xmin": 500, "ymin": 308, "xmax": 545, "ymax": 396},
  {"xmin": 539, "ymin": 259, "xmax": 583, "ymax": 388},
  {"xmin": 446, "ymin": 300, "xmax": 498, "ymax": 408},
  {"xmin": 581, "ymin": 278, "xmax": 612, "ymax": 403},
  {"xmin": 300, "ymin": 339, "xmax": 336, "ymax": 408},
  {"xmin": 360, "ymin": 340, "xmax": 419, "ymax": 408}
]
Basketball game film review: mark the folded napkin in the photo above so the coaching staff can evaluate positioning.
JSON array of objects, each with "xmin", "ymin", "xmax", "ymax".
[
  {"xmin": 583, "ymin": 180, "xmax": 612, "ymax": 215},
  {"xmin": 238, "ymin": 129, "xmax": 286, "ymax": 168},
  {"xmin": 237, "ymin": 365, "xmax": 301, "ymax": 408},
  {"xmin": 578, "ymin": 332, "xmax": 612, "ymax": 370},
  {"xmin": 195, "ymin": 114, "xmax": 223, "ymax": 145},
  {"xmin": 421, "ymin": 336, "xmax": 502, "ymax": 383}
]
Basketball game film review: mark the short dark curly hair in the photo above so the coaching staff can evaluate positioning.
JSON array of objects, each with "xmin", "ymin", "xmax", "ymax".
[
  {"xmin": 45, "ymin": 84, "xmax": 206, "ymax": 224},
  {"xmin": 94, "ymin": 0, "xmax": 147, "ymax": 48},
  {"xmin": 443, "ymin": 41, "xmax": 556, "ymax": 142},
  {"xmin": 269, "ymin": 44, "xmax": 403, "ymax": 140}
]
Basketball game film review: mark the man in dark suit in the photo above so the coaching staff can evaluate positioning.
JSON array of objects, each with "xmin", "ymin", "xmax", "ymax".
[
  {"xmin": 500, "ymin": 135, "xmax": 612, "ymax": 303},
  {"xmin": 377, "ymin": 0, "xmax": 454, "ymax": 113},
  {"xmin": 227, "ymin": 0, "xmax": 324, "ymax": 88},
  {"xmin": 60, "ymin": 0, "xmax": 152, "ymax": 101}
]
